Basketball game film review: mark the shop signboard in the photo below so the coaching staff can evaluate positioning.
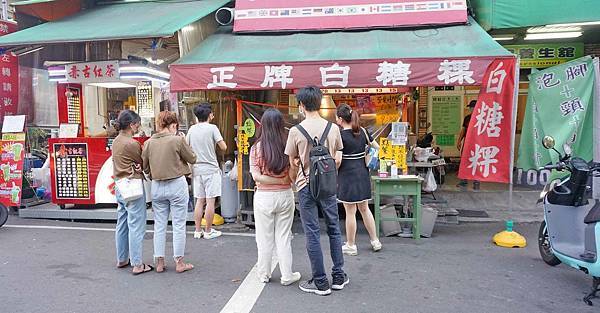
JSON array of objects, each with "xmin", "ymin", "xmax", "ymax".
[
  {"xmin": 65, "ymin": 61, "xmax": 119, "ymax": 83},
  {"xmin": 458, "ymin": 58, "xmax": 517, "ymax": 183},
  {"xmin": 136, "ymin": 81, "xmax": 154, "ymax": 118},
  {"xmin": 0, "ymin": 135, "xmax": 24, "ymax": 207},
  {"xmin": 430, "ymin": 95, "xmax": 461, "ymax": 135},
  {"xmin": 0, "ymin": 20, "xmax": 19, "ymax": 123},
  {"xmin": 172, "ymin": 57, "xmax": 501, "ymax": 91},
  {"xmin": 233, "ymin": 0, "xmax": 467, "ymax": 32},
  {"xmin": 517, "ymin": 56, "xmax": 595, "ymax": 186},
  {"xmin": 504, "ymin": 43, "xmax": 584, "ymax": 69}
]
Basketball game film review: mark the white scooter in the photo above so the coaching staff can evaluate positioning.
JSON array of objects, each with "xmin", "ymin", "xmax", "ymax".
[{"xmin": 537, "ymin": 136, "xmax": 600, "ymax": 306}]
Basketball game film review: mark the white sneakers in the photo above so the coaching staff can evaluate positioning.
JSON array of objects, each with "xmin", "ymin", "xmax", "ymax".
[
  {"xmin": 193, "ymin": 229, "xmax": 222, "ymax": 240},
  {"xmin": 203, "ymin": 228, "xmax": 222, "ymax": 240},
  {"xmin": 371, "ymin": 239, "xmax": 383, "ymax": 252},
  {"xmin": 281, "ymin": 272, "xmax": 302, "ymax": 286},
  {"xmin": 343, "ymin": 240, "xmax": 383, "ymax": 256},
  {"xmin": 258, "ymin": 272, "xmax": 301, "ymax": 286},
  {"xmin": 342, "ymin": 243, "xmax": 358, "ymax": 256}
]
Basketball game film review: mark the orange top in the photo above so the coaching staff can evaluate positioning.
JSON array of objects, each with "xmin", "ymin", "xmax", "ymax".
[{"xmin": 250, "ymin": 143, "xmax": 291, "ymax": 191}]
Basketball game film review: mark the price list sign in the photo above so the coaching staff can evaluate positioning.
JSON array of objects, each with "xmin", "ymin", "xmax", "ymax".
[
  {"xmin": 53, "ymin": 143, "xmax": 90, "ymax": 199},
  {"xmin": 136, "ymin": 81, "xmax": 154, "ymax": 118},
  {"xmin": 67, "ymin": 87, "xmax": 82, "ymax": 124}
]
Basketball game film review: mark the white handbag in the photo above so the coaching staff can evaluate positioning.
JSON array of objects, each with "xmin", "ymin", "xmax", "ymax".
[{"xmin": 115, "ymin": 172, "xmax": 144, "ymax": 202}]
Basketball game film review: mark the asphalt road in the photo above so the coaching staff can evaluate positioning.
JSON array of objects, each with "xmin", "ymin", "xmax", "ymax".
[{"xmin": 0, "ymin": 216, "xmax": 597, "ymax": 313}]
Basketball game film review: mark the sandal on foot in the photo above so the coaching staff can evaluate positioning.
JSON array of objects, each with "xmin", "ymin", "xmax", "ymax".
[
  {"xmin": 117, "ymin": 260, "xmax": 130, "ymax": 268},
  {"xmin": 155, "ymin": 258, "xmax": 166, "ymax": 273},
  {"xmin": 132, "ymin": 264, "xmax": 154, "ymax": 276},
  {"xmin": 176, "ymin": 261, "xmax": 194, "ymax": 273}
]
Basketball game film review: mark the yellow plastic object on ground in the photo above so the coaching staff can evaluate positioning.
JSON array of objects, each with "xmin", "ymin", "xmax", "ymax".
[
  {"xmin": 493, "ymin": 220, "xmax": 527, "ymax": 248},
  {"xmin": 201, "ymin": 214, "xmax": 224, "ymax": 226}
]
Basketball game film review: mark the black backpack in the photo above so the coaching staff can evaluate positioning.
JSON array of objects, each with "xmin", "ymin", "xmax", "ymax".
[{"xmin": 295, "ymin": 122, "xmax": 337, "ymax": 200}]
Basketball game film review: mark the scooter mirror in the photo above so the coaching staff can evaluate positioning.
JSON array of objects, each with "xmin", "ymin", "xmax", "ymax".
[
  {"xmin": 563, "ymin": 143, "xmax": 573, "ymax": 156},
  {"xmin": 542, "ymin": 136, "xmax": 556, "ymax": 149}
]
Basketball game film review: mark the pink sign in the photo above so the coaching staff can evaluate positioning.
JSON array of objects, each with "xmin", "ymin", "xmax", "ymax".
[
  {"xmin": 0, "ymin": 20, "xmax": 18, "ymax": 122},
  {"xmin": 458, "ymin": 58, "xmax": 517, "ymax": 183},
  {"xmin": 170, "ymin": 57, "xmax": 509, "ymax": 91},
  {"xmin": 234, "ymin": 0, "xmax": 467, "ymax": 32}
]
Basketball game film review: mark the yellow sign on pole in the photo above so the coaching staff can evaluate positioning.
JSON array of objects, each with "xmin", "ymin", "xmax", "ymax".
[{"xmin": 238, "ymin": 132, "xmax": 249, "ymax": 155}]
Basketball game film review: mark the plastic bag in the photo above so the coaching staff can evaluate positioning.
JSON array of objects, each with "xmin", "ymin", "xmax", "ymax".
[
  {"xmin": 422, "ymin": 169, "xmax": 437, "ymax": 192},
  {"xmin": 228, "ymin": 159, "xmax": 238, "ymax": 181},
  {"xmin": 366, "ymin": 146, "xmax": 380, "ymax": 170}
]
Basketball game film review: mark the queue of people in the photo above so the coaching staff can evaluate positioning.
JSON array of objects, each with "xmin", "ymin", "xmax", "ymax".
[{"xmin": 111, "ymin": 86, "xmax": 381, "ymax": 296}]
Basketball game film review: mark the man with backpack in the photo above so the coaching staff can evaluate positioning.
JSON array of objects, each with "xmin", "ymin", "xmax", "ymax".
[{"xmin": 285, "ymin": 86, "xmax": 348, "ymax": 296}]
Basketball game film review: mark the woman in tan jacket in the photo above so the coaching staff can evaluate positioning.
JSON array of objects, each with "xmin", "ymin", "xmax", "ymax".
[
  {"xmin": 112, "ymin": 110, "xmax": 152, "ymax": 275},
  {"xmin": 142, "ymin": 111, "xmax": 197, "ymax": 273}
]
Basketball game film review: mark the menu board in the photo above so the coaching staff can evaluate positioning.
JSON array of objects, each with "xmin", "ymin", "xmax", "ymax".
[
  {"xmin": 0, "ymin": 138, "xmax": 24, "ymax": 207},
  {"xmin": 66, "ymin": 87, "xmax": 82, "ymax": 124},
  {"xmin": 431, "ymin": 95, "xmax": 461, "ymax": 135},
  {"xmin": 136, "ymin": 81, "xmax": 154, "ymax": 118},
  {"xmin": 371, "ymin": 94, "xmax": 399, "ymax": 125},
  {"xmin": 53, "ymin": 143, "xmax": 90, "ymax": 199}
]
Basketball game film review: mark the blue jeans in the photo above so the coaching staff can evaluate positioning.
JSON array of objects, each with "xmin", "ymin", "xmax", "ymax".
[
  {"xmin": 115, "ymin": 189, "xmax": 147, "ymax": 267},
  {"xmin": 297, "ymin": 187, "xmax": 345, "ymax": 287},
  {"xmin": 152, "ymin": 177, "xmax": 189, "ymax": 259}
]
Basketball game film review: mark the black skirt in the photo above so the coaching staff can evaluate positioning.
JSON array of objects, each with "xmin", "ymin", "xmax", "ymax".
[{"xmin": 337, "ymin": 158, "xmax": 371, "ymax": 203}]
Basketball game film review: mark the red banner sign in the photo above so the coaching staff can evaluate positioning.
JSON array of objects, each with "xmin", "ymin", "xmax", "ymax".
[
  {"xmin": 458, "ymin": 58, "xmax": 517, "ymax": 183},
  {"xmin": 57, "ymin": 83, "xmax": 85, "ymax": 136},
  {"xmin": 0, "ymin": 138, "xmax": 25, "ymax": 207},
  {"xmin": 234, "ymin": 0, "xmax": 467, "ymax": 32},
  {"xmin": 0, "ymin": 20, "xmax": 18, "ymax": 122},
  {"xmin": 171, "ymin": 57, "xmax": 506, "ymax": 91}
]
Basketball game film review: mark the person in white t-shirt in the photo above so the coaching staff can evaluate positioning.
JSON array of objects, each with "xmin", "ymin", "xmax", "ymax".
[{"xmin": 186, "ymin": 104, "xmax": 227, "ymax": 240}]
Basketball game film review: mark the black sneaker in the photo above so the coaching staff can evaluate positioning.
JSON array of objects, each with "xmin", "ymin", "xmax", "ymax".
[
  {"xmin": 299, "ymin": 279, "xmax": 332, "ymax": 296},
  {"xmin": 332, "ymin": 274, "xmax": 349, "ymax": 290}
]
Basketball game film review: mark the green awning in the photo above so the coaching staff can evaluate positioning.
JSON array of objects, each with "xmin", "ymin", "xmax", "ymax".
[
  {"xmin": 471, "ymin": 0, "xmax": 600, "ymax": 30},
  {"xmin": 175, "ymin": 17, "xmax": 510, "ymax": 65},
  {"xmin": 0, "ymin": 0, "xmax": 230, "ymax": 46}
]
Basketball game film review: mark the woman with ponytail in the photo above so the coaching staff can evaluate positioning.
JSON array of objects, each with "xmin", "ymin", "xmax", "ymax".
[
  {"xmin": 336, "ymin": 104, "xmax": 382, "ymax": 256},
  {"xmin": 112, "ymin": 110, "xmax": 153, "ymax": 275}
]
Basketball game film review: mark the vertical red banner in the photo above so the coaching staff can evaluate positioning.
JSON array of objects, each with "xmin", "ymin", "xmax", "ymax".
[
  {"xmin": 0, "ymin": 137, "xmax": 25, "ymax": 207},
  {"xmin": 0, "ymin": 20, "xmax": 18, "ymax": 122},
  {"xmin": 458, "ymin": 58, "xmax": 517, "ymax": 183}
]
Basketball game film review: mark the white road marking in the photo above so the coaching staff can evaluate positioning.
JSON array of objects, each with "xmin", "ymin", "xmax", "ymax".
[
  {"xmin": 2, "ymin": 224, "xmax": 256, "ymax": 237},
  {"xmin": 220, "ymin": 254, "xmax": 279, "ymax": 313}
]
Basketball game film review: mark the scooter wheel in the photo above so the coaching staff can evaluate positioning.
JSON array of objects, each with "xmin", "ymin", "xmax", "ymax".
[
  {"xmin": 538, "ymin": 220, "xmax": 561, "ymax": 266},
  {"xmin": 0, "ymin": 203, "xmax": 8, "ymax": 227}
]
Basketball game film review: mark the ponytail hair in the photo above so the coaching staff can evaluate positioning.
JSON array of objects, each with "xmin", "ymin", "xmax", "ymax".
[
  {"xmin": 336, "ymin": 103, "xmax": 361, "ymax": 137},
  {"xmin": 115, "ymin": 109, "xmax": 141, "ymax": 132}
]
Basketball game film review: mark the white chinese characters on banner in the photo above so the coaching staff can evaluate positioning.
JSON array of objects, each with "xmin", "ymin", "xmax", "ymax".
[
  {"xmin": 474, "ymin": 101, "xmax": 504, "ymax": 137},
  {"xmin": 485, "ymin": 62, "xmax": 507, "ymax": 94},
  {"xmin": 207, "ymin": 66, "xmax": 238, "ymax": 89},
  {"xmin": 261, "ymin": 65, "xmax": 293, "ymax": 89},
  {"xmin": 468, "ymin": 144, "xmax": 500, "ymax": 177},
  {"xmin": 437, "ymin": 60, "xmax": 475, "ymax": 85},
  {"xmin": 66, "ymin": 61, "xmax": 119, "ymax": 83},
  {"xmin": 320, "ymin": 63, "xmax": 350, "ymax": 87},
  {"xmin": 375, "ymin": 61, "xmax": 412, "ymax": 86}
]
